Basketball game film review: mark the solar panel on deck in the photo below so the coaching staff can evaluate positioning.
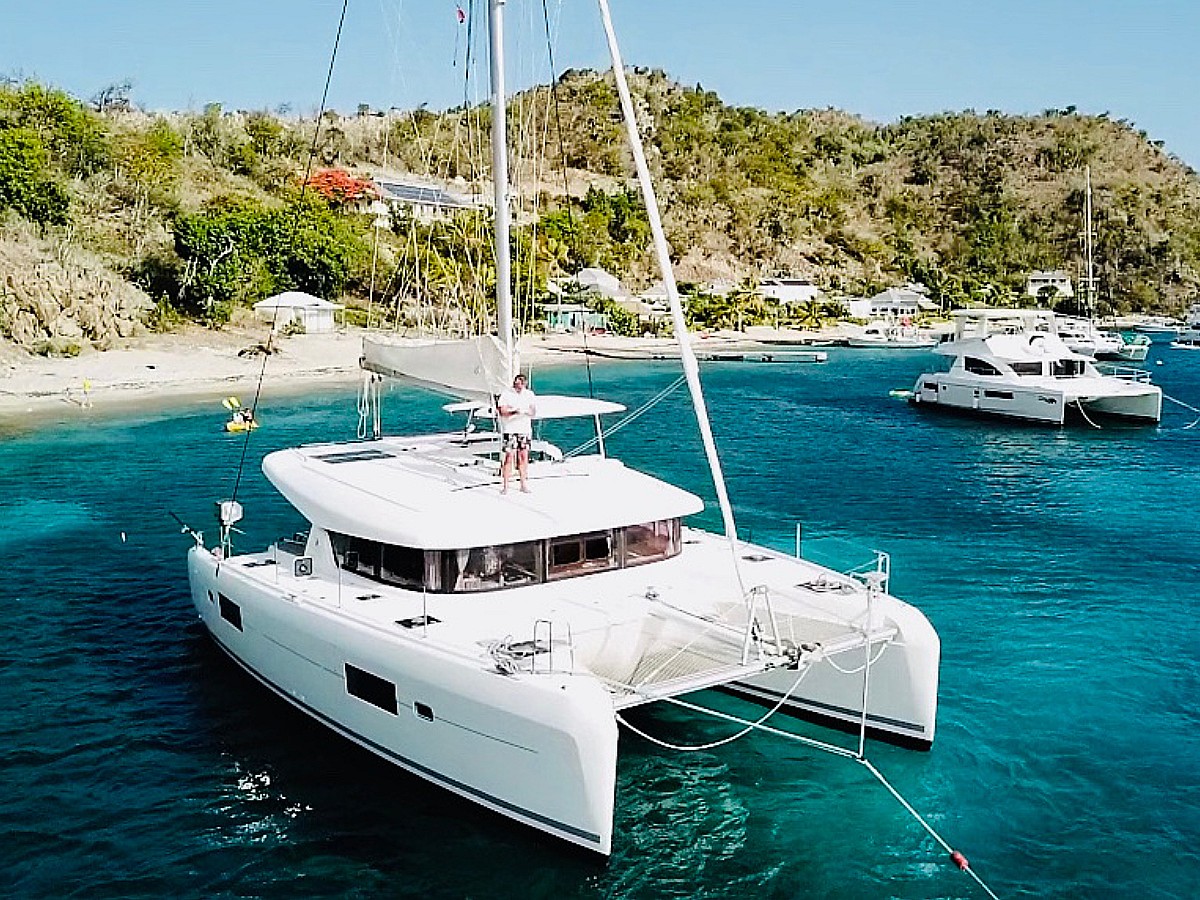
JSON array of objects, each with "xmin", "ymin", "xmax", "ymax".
[{"xmin": 315, "ymin": 448, "xmax": 396, "ymax": 464}]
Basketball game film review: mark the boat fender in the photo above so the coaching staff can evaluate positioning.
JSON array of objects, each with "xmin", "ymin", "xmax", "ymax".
[{"xmin": 950, "ymin": 850, "xmax": 969, "ymax": 871}]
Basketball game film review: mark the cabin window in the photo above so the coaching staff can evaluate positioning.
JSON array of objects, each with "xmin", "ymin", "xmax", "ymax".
[
  {"xmin": 964, "ymin": 357, "xmax": 1001, "ymax": 376},
  {"xmin": 443, "ymin": 542, "xmax": 540, "ymax": 591},
  {"xmin": 345, "ymin": 663, "xmax": 398, "ymax": 715},
  {"xmin": 623, "ymin": 519, "xmax": 681, "ymax": 566},
  {"xmin": 381, "ymin": 544, "xmax": 425, "ymax": 589},
  {"xmin": 332, "ymin": 533, "xmax": 429, "ymax": 590},
  {"xmin": 328, "ymin": 519, "xmax": 681, "ymax": 593},
  {"xmin": 1009, "ymin": 362, "xmax": 1043, "ymax": 376},
  {"xmin": 548, "ymin": 531, "xmax": 615, "ymax": 579},
  {"xmin": 338, "ymin": 534, "xmax": 381, "ymax": 579},
  {"xmin": 1051, "ymin": 359, "xmax": 1085, "ymax": 377}
]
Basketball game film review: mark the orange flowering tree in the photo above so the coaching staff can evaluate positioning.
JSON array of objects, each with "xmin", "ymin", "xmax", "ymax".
[{"xmin": 305, "ymin": 168, "xmax": 378, "ymax": 208}]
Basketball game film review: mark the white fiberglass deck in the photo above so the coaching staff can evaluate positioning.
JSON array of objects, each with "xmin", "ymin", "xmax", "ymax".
[
  {"xmin": 229, "ymin": 526, "xmax": 894, "ymax": 709},
  {"xmin": 264, "ymin": 434, "xmax": 703, "ymax": 548}
]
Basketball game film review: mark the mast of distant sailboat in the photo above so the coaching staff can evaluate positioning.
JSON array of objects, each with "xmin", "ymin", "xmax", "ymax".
[{"xmin": 1084, "ymin": 165, "xmax": 1096, "ymax": 317}]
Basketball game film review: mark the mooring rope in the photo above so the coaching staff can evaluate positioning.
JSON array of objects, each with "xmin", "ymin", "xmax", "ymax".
[
  {"xmin": 1072, "ymin": 398, "xmax": 1103, "ymax": 429},
  {"xmin": 858, "ymin": 757, "xmax": 1001, "ymax": 900},
  {"xmin": 618, "ymin": 683, "xmax": 1003, "ymax": 898},
  {"xmin": 1163, "ymin": 392, "xmax": 1200, "ymax": 429}
]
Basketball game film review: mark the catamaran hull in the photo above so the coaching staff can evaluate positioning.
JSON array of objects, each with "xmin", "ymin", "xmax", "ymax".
[
  {"xmin": 731, "ymin": 602, "xmax": 939, "ymax": 750},
  {"xmin": 187, "ymin": 547, "xmax": 618, "ymax": 854},
  {"xmin": 912, "ymin": 375, "xmax": 1161, "ymax": 425}
]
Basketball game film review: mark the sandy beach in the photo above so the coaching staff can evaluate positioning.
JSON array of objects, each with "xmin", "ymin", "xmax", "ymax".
[{"xmin": 0, "ymin": 325, "xmax": 836, "ymax": 424}]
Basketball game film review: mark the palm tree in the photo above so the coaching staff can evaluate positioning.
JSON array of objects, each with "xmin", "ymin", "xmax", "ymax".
[
  {"xmin": 727, "ymin": 277, "xmax": 762, "ymax": 332},
  {"xmin": 796, "ymin": 299, "xmax": 824, "ymax": 330}
]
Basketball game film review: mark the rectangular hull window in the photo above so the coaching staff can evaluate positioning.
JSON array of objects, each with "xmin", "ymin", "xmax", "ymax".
[
  {"xmin": 218, "ymin": 595, "xmax": 243, "ymax": 631},
  {"xmin": 345, "ymin": 664, "xmax": 398, "ymax": 715}
]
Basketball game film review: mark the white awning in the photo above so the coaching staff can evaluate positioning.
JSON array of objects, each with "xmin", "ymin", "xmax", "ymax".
[{"xmin": 443, "ymin": 395, "xmax": 627, "ymax": 420}]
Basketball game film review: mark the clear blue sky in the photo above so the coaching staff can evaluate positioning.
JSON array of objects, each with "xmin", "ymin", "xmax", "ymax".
[{"xmin": 4, "ymin": 0, "xmax": 1199, "ymax": 166}]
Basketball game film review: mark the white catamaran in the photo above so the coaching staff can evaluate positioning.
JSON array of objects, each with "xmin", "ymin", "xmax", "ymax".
[{"xmin": 185, "ymin": 0, "xmax": 940, "ymax": 854}]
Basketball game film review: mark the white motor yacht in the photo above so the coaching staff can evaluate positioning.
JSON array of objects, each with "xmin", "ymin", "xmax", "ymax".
[
  {"xmin": 911, "ymin": 308, "xmax": 1162, "ymax": 425},
  {"xmin": 1056, "ymin": 315, "xmax": 1124, "ymax": 359},
  {"xmin": 1173, "ymin": 304, "xmax": 1200, "ymax": 349},
  {"xmin": 846, "ymin": 320, "xmax": 936, "ymax": 349},
  {"xmin": 1131, "ymin": 315, "xmax": 1182, "ymax": 340},
  {"xmin": 183, "ymin": 0, "xmax": 942, "ymax": 856},
  {"xmin": 1172, "ymin": 332, "xmax": 1200, "ymax": 349}
]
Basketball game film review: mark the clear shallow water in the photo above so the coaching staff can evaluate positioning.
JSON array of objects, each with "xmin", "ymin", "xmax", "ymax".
[{"xmin": 2, "ymin": 347, "xmax": 1198, "ymax": 899}]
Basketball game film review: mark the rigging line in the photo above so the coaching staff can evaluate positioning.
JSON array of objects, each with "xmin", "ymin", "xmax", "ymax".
[
  {"xmin": 541, "ymin": 0, "xmax": 595, "ymax": 399},
  {"xmin": 229, "ymin": 0, "xmax": 350, "ymax": 506},
  {"xmin": 615, "ymin": 666, "xmax": 813, "ymax": 752},
  {"xmin": 562, "ymin": 373, "xmax": 686, "ymax": 458},
  {"xmin": 596, "ymin": 0, "xmax": 748, "ymax": 604}
]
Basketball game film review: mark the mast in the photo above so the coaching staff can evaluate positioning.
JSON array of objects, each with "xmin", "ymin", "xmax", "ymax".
[
  {"xmin": 1084, "ymin": 166, "xmax": 1095, "ymax": 317},
  {"xmin": 595, "ymin": 0, "xmax": 745, "ymax": 591},
  {"xmin": 488, "ymin": 0, "xmax": 515, "ymax": 374}
]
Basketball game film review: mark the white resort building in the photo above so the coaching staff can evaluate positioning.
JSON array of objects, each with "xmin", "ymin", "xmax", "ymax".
[
  {"xmin": 1026, "ymin": 270, "xmax": 1074, "ymax": 300},
  {"xmin": 758, "ymin": 277, "xmax": 823, "ymax": 305},
  {"xmin": 846, "ymin": 285, "xmax": 935, "ymax": 320}
]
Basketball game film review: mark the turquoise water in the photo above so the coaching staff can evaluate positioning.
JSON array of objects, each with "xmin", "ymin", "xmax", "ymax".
[{"xmin": 2, "ymin": 347, "xmax": 1198, "ymax": 898}]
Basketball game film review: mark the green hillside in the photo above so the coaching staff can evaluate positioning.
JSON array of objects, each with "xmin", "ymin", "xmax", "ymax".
[{"xmin": 2, "ymin": 72, "xmax": 1198, "ymax": 352}]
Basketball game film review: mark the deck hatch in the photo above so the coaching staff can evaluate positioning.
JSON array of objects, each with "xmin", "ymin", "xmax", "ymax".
[{"xmin": 315, "ymin": 448, "xmax": 396, "ymax": 464}]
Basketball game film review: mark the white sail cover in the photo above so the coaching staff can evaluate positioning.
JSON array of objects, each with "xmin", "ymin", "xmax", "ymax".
[{"xmin": 361, "ymin": 334, "xmax": 517, "ymax": 400}]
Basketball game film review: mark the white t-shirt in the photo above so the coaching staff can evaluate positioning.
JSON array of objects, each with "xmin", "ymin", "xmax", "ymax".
[{"xmin": 497, "ymin": 387, "xmax": 537, "ymax": 436}]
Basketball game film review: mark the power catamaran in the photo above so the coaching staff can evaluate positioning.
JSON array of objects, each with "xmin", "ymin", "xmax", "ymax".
[
  {"xmin": 184, "ymin": 0, "xmax": 940, "ymax": 854},
  {"xmin": 911, "ymin": 308, "xmax": 1162, "ymax": 425}
]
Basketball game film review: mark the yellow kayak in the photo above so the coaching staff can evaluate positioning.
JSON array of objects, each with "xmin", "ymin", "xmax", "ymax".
[{"xmin": 224, "ymin": 419, "xmax": 259, "ymax": 433}]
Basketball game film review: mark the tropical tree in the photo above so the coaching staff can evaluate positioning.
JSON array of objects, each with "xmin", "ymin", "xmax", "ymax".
[{"xmin": 0, "ymin": 127, "xmax": 68, "ymax": 224}]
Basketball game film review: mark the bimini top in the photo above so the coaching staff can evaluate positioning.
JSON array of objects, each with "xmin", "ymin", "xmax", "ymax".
[
  {"xmin": 262, "ymin": 434, "xmax": 703, "ymax": 549},
  {"xmin": 443, "ymin": 395, "xmax": 627, "ymax": 420}
]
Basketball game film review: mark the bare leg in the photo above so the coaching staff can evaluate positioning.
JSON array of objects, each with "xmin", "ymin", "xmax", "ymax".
[
  {"xmin": 518, "ymin": 447, "xmax": 530, "ymax": 492},
  {"xmin": 501, "ymin": 450, "xmax": 513, "ymax": 493}
]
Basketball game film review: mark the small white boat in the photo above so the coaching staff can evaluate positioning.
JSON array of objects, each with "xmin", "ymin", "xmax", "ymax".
[
  {"xmin": 1171, "ymin": 329, "xmax": 1200, "ymax": 350},
  {"xmin": 1131, "ymin": 316, "xmax": 1182, "ymax": 340},
  {"xmin": 1113, "ymin": 333, "xmax": 1151, "ymax": 362},
  {"xmin": 846, "ymin": 320, "xmax": 936, "ymax": 348},
  {"xmin": 911, "ymin": 308, "xmax": 1162, "ymax": 425},
  {"xmin": 1172, "ymin": 305, "xmax": 1200, "ymax": 348},
  {"xmin": 1057, "ymin": 315, "xmax": 1125, "ymax": 359}
]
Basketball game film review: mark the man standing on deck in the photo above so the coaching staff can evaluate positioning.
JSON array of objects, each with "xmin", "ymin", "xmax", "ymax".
[{"xmin": 498, "ymin": 373, "xmax": 537, "ymax": 494}]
